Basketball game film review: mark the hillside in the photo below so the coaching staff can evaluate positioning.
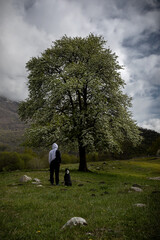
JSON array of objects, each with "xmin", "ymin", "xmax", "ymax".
[{"xmin": 0, "ymin": 96, "xmax": 26, "ymax": 150}]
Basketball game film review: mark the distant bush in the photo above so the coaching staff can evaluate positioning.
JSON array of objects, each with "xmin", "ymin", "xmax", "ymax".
[
  {"xmin": 86, "ymin": 152, "xmax": 99, "ymax": 162},
  {"xmin": 0, "ymin": 152, "xmax": 24, "ymax": 171},
  {"xmin": 19, "ymin": 148, "xmax": 49, "ymax": 169},
  {"xmin": 148, "ymin": 137, "xmax": 160, "ymax": 156},
  {"xmin": 19, "ymin": 152, "xmax": 35, "ymax": 169},
  {"xmin": 61, "ymin": 153, "xmax": 78, "ymax": 164}
]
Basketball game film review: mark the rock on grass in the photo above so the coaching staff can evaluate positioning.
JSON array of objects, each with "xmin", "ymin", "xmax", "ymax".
[
  {"xmin": 62, "ymin": 217, "xmax": 87, "ymax": 229},
  {"xmin": 19, "ymin": 175, "xmax": 32, "ymax": 183},
  {"xmin": 130, "ymin": 186, "xmax": 143, "ymax": 192}
]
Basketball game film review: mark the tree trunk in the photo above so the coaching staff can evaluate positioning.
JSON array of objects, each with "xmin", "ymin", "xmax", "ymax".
[{"xmin": 78, "ymin": 144, "xmax": 88, "ymax": 171}]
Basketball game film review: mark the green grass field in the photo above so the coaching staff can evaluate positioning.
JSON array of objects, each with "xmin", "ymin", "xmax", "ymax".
[{"xmin": 0, "ymin": 157, "xmax": 160, "ymax": 240}]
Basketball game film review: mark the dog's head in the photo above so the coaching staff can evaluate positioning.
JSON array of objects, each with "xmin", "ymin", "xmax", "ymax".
[{"xmin": 65, "ymin": 168, "xmax": 70, "ymax": 174}]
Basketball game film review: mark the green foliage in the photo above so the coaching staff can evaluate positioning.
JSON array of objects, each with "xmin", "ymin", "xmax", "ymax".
[
  {"xmin": 86, "ymin": 152, "xmax": 99, "ymax": 162},
  {"xmin": 19, "ymin": 152, "xmax": 35, "ymax": 169},
  {"xmin": 148, "ymin": 137, "xmax": 160, "ymax": 156},
  {"xmin": 0, "ymin": 152, "xmax": 24, "ymax": 171},
  {"xmin": 18, "ymin": 34, "xmax": 142, "ymax": 170},
  {"xmin": 19, "ymin": 34, "xmax": 141, "ymax": 150},
  {"xmin": 20, "ymin": 148, "xmax": 49, "ymax": 170},
  {"xmin": 61, "ymin": 153, "xmax": 79, "ymax": 164},
  {"xmin": 0, "ymin": 148, "xmax": 48, "ymax": 171}
]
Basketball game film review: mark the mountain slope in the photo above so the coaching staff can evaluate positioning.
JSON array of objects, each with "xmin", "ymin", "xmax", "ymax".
[{"xmin": 0, "ymin": 96, "xmax": 26, "ymax": 150}]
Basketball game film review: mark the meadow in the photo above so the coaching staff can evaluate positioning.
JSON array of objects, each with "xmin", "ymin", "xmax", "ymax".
[{"xmin": 0, "ymin": 157, "xmax": 160, "ymax": 240}]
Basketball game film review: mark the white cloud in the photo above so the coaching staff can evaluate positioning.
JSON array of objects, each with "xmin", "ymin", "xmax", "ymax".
[
  {"xmin": 140, "ymin": 118, "xmax": 160, "ymax": 133},
  {"xmin": 0, "ymin": 0, "xmax": 54, "ymax": 100},
  {"xmin": 0, "ymin": 0, "xmax": 159, "ymax": 132}
]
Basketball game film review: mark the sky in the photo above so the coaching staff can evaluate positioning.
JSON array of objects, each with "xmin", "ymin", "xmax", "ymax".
[{"xmin": 0, "ymin": 0, "xmax": 160, "ymax": 132}]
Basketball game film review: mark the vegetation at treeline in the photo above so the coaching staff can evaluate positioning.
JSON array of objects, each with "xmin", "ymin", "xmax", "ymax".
[
  {"xmin": 0, "ymin": 158, "xmax": 160, "ymax": 239},
  {"xmin": 0, "ymin": 93, "xmax": 159, "ymax": 172},
  {"xmin": 0, "ymin": 127, "xmax": 160, "ymax": 172}
]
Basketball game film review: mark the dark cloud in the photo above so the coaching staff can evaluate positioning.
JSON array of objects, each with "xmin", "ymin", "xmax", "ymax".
[{"xmin": 24, "ymin": 0, "xmax": 36, "ymax": 11}]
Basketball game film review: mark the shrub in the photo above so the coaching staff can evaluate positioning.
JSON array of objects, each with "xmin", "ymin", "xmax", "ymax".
[
  {"xmin": 19, "ymin": 152, "xmax": 35, "ymax": 169},
  {"xmin": 148, "ymin": 137, "xmax": 160, "ymax": 155},
  {"xmin": 0, "ymin": 152, "xmax": 24, "ymax": 171},
  {"xmin": 86, "ymin": 152, "xmax": 99, "ymax": 162},
  {"xmin": 61, "ymin": 153, "xmax": 79, "ymax": 164}
]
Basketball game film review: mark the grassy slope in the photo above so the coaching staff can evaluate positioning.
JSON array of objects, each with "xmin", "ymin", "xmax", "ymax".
[
  {"xmin": 0, "ymin": 158, "xmax": 160, "ymax": 240},
  {"xmin": 0, "ymin": 96, "xmax": 26, "ymax": 150}
]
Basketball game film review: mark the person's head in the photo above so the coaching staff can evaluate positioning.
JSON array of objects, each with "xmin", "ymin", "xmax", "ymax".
[
  {"xmin": 65, "ymin": 168, "xmax": 70, "ymax": 174},
  {"xmin": 52, "ymin": 143, "xmax": 58, "ymax": 149}
]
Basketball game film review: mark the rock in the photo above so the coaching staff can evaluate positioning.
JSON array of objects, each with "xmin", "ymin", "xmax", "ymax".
[
  {"xmin": 148, "ymin": 176, "xmax": 160, "ymax": 180},
  {"xmin": 33, "ymin": 178, "xmax": 41, "ymax": 183},
  {"xmin": 134, "ymin": 203, "xmax": 146, "ymax": 207},
  {"xmin": 62, "ymin": 217, "xmax": 87, "ymax": 229},
  {"xmin": 19, "ymin": 175, "xmax": 32, "ymax": 183},
  {"xmin": 32, "ymin": 178, "xmax": 41, "ymax": 184},
  {"xmin": 130, "ymin": 186, "xmax": 143, "ymax": 192},
  {"xmin": 132, "ymin": 184, "xmax": 142, "ymax": 188},
  {"xmin": 37, "ymin": 185, "xmax": 43, "ymax": 187}
]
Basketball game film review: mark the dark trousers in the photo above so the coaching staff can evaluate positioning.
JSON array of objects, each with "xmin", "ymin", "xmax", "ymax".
[{"xmin": 50, "ymin": 160, "xmax": 60, "ymax": 185}]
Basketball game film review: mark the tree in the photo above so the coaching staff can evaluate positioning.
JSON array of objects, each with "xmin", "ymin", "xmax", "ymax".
[{"xmin": 19, "ymin": 34, "xmax": 141, "ymax": 171}]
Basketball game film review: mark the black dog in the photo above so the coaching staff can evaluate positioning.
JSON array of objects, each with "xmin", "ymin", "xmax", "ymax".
[{"xmin": 64, "ymin": 168, "xmax": 72, "ymax": 186}]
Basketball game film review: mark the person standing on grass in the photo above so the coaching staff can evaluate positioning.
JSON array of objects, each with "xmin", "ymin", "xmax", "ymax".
[{"xmin": 49, "ymin": 143, "xmax": 61, "ymax": 185}]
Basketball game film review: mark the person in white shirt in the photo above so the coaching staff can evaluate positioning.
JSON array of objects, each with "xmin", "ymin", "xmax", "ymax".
[{"xmin": 49, "ymin": 143, "xmax": 61, "ymax": 185}]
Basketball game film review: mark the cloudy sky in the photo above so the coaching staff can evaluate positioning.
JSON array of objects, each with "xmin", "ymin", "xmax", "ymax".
[{"xmin": 0, "ymin": 0, "xmax": 160, "ymax": 132}]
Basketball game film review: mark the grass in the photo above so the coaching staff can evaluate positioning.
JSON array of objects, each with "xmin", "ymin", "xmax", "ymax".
[{"xmin": 0, "ymin": 157, "xmax": 160, "ymax": 240}]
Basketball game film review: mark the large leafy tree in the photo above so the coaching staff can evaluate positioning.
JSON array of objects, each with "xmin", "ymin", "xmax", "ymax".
[{"xmin": 19, "ymin": 34, "xmax": 141, "ymax": 171}]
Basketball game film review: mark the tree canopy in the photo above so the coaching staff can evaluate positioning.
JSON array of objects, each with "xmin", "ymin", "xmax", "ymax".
[{"xmin": 19, "ymin": 34, "xmax": 141, "ymax": 171}]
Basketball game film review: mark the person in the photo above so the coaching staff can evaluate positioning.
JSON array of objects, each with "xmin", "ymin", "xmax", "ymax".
[
  {"xmin": 49, "ymin": 143, "xmax": 61, "ymax": 185},
  {"xmin": 64, "ymin": 168, "xmax": 72, "ymax": 186}
]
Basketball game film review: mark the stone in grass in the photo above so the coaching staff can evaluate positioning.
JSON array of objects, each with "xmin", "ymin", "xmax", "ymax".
[
  {"xmin": 62, "ymin": 217, "xmax": 87, "ymax": 229},
  {"xmin": 32, "ymin": 178, "xmax": 41, "ymax": 184},
  {"xmin": 130, "ymin": 186, "xmax": 143, "ymax": 192},
  {"xmin": 33, "ymin": 178, "xmax": 41, "ymax": 183},
  {"xmin": 148, "ymin": 176, "xmax": 160, "ymax": 180},
  {"xmin": 19, "ymin": 175, "xmax": 32, "ymax": 183},
  {"xmin": 134, "ymin": 203, "xmax": 146, "ymax": 207},
  {"xmin": 132, "ymin": 184, "xmax": 142, "ymax": 188}
]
